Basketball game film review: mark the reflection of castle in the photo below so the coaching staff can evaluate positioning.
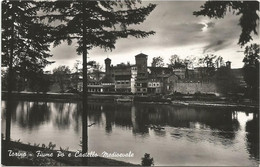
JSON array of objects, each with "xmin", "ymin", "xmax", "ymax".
[{"xmin": 85, "ymin": 53, "xmax": 245, "ymax": 95}]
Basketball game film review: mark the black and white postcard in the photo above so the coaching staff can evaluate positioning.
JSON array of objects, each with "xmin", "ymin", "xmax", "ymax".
[{"xmin": 1, "ymin": 0, "xmax": 259, "ymax": 166}]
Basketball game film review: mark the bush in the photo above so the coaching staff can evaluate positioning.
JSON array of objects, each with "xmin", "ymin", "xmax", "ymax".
[{"xmin": 141, "ymin": 153, "xmax": 154, "ymax": 166}]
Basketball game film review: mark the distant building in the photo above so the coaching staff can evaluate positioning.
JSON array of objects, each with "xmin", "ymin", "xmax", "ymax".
[{"xmin": 78, "ymin": 53, "xmax": 246, "ymax": 95}]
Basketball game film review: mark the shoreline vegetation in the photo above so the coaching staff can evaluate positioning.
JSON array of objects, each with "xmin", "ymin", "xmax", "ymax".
[
  {"xmin": 1, "ymin": 91, "xmax": 258, "ymax": 110},
  {"xmin": 2, "ymin": 140, "xmax": 137, "ymax": 166}
]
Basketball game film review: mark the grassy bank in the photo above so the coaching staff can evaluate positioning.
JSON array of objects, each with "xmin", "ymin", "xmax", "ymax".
[{"xmin": 2, "ymin": 140, "xmax": 137, "ymax": 166}]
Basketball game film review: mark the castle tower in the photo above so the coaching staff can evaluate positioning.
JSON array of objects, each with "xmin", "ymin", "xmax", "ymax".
[
  {"xmin": 226, "ymin": 61, "xmax": 231, "ymax": 69},
  {"xmin": 135, "ymin": 53, "xmax": 148, "ymax": 78},
  {"xmin": 105, "ymin": 58, "xmax": 111, "ymax": 75}
]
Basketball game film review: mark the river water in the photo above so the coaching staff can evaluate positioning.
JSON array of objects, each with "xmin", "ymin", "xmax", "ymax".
[{"xmin": 1, "ymin": 100, "xmax": 259, "ymax": 166}]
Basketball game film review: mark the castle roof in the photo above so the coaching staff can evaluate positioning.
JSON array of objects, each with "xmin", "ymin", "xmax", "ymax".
[
  {"xmin": 105, "ymin": 58, "xmax": 111, "ymax": 62},
  {"xmin": 135, "ymin": 53, "xmax": 148, "ymax": 58}
]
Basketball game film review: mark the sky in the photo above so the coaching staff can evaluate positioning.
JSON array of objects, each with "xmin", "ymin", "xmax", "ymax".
[{"xmin": 44, "ymin": 1, "xmax": 260, "ymax": 72}]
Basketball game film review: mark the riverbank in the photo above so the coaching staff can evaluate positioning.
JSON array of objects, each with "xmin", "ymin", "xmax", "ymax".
[
  {"xmin": 2, "ymin": 140, "xmax": 137, "ymax": 166},
  {"xmin": 1, "ymin": 91, "xmax": 258, "ymax": 110}
]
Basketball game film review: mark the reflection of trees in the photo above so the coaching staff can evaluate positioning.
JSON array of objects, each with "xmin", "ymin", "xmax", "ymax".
[
  {"xmin": 1, "ymin": 101, "xmax": 19, "ymax": 123},
  {"xmin": 88, "ymin": 103, "xmax": 103, "ymax": 124},
  {"xmin": 53, "ymin": 103, "xmax": 71, "ymax": 129},
  {"xmin": 104, "ymin": 109, "xmax": 114, "ymax": 134},
  {"xmin": 16, "ymin": 101, "xmax": 51, "ymax": 130},
  {"xmin": 131, "ymin": 106, "xmax": 149, "ymax": 135},
  {"xmin": 72, "ymin": 102, "xmax": 82, "ymax": 133},
  {"xmin": 245, "ymin": 113, "xmax": 259, "ymax": 160}
]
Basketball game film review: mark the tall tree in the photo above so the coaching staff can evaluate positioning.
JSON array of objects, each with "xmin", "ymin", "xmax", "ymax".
[
  {"xmin": 151, "ymin": 56, "xmax": 164, "ymax": 67},
  {"xmin": 2, "ymin": 0, "xmax": 53, "ymax": 143},
  {"xmin": 242, "ymin": 43, "xmax": 259, "ymax": 100},
  {"xmin": 40, "ymin": 1, "xmax": 156, "ymax": 157},
  {"xmin": 2, "ymin": 1, "xmax": 53, "ymax": 165},
  {"xmin": 193, "ymin": 1, "xmax": 259, "ymax": 46}
]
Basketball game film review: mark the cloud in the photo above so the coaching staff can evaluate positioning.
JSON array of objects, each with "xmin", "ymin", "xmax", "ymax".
[
  {"xmin": 45, "ymin": 1, "xmax": 259, "ymax": 71},
  {"xmin": 206, "ymin": 22, "xmax": 215, "ymax": 28},
  {"xmin": 203, "ymin": 40, "xmax": 232, "ymax": 53}
]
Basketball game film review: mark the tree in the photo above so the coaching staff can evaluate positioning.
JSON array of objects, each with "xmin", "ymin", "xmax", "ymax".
[
  {"xmin": 40, "ymin": 1, "xmax": 156, "ymax": 156},
  {"xmin": 141, "ymin": 153, "xmax": 154, "ymax": 166},
  {"xmin": 193, "ymin": 1, "xmax": 259, "ymax": 46},
  {"xmin": 88, "ymin": 62, "xmax": 104, "ymax": 81},
  {"xmin": 242, "ymin": 43, "xmax": 259, "ymax": 100},
  {"xmin": 168, "ymin": 54, "xmax": 186, "ymax": 69},
  {"xmin": 184, "ymin": 56, "xmax": 196, "ymax": 69},
  {"xmin": 215, "ymin": 56, "xmax": 225, "ymax": 68},
  {"xmin": 53, "ymin": 66, "xmax": 71, "ymax": 93},
  {"xmin": 215, "ymin": 66, "xmax": 240, "ymax": 95},
  {"xmin": 1, "ymin": 69, "xmax": 8, "ymax": 91},
  {"xmin": 198, "ymin": 54, "xmax": 217, "ymax": 68},
  {"xmin": 1, "ymin": 1, "xmax": 53, "ymax": 155},
  {"xmin": 196, "ymin": 54, "xmax": 219, "ymax": 82},
  {"xmin": 71, "ymin": 60, "xmax": 82, "ymax": 90},
  {"xmin": 27, "ymin": 71, "xmax": 52, "ymax": 93},
  {"xmin": 151, "ymin": 56, "xmax": 164, "ymax": 67}
]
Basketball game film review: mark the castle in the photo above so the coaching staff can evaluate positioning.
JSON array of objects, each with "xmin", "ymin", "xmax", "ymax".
[{"xmin": 84, "ymin": 53, "xmax": 245, "ymax": 95}]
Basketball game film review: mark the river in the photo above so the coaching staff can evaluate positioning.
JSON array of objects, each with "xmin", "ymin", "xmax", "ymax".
[{"xmin": 1, "ymin": 100, "xmax": 259, "ymax": 166}]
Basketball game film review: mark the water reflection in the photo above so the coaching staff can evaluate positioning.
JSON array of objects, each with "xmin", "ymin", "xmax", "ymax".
[
  {"xmin": 2, "ymin": 101, "xmax": 51, "ymax": 130},
  {"xmin": 1, "ymin": 100, "xmax": 259, "ymax": 165},
  {"xmin": 245, "ymin": 113, "xmax": 259, "ymax": 160}
]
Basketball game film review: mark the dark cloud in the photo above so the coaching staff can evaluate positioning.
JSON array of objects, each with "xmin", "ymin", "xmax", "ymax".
[
  {"xmin": 203, "ymin": 40, "xmax": 232, "ymax": 53},
  {"xmin": 206, "ymin": 22, "xmax": 215, "ymax": 28},
  {"xmin": 201, "ymin": 14, "xmax": 241, "ymax": 53}
]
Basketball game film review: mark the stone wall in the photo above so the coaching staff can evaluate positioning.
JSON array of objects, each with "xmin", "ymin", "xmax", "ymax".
[{"xmin": 173, "ymin": 82, "xmax": 217, "ymax": 94}]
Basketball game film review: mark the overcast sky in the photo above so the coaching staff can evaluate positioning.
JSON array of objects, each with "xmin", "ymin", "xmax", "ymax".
[{"xmin": 45, "ymin": 1, "xmax": 259, "ymax": 71}]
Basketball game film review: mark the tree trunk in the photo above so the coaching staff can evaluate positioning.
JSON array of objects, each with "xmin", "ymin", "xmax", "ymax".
[
  {"xmin": 6, "ymin": 3, "xmax": 15, "ymax": 143},
  {"xmin": 3, "ymin": 3, "xmax": 15, "ymax": 165},
  {"xmin": 82, "ymin": 1, "xmax": 88, "ymax": 165}
]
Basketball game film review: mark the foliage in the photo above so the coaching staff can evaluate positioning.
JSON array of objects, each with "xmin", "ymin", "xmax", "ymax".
[
  {"xmin": 27, "ymin": 71, "xmax": 52, "ymax": 93},
  {"xmin": 242, "ymin": 43, "xmax": 259, "ymax": 99},
  {"xmin": 88, "ymin": 62, "xmax": 104, "ymax": 81},
  {"xmin": 151, "ymin": 56, "xmax": 164, "ymax": 67},
  {"xmin": 184, "ymin": 56, "xmax": 196, "ymax": 69},
  {"xmin": 2, "ymin": 0, "xmax": 53, "ymax": 70},
  {"xmin": 193, "ymin": 1, "xmax": 259, "ymax": 46},
  {"xmin": 198, "ymin": 54, "xmax": 217, "ymax": 68},
  {"xmin": 215, "ymin": 56, "xmax": 225, "ymax": 68},
  {"xmin": 2, "ymin": 0, "xmax": 54, "ymax": 97},
  {"xmin": 1, "ymin": 69, "xmax": 8, "ymax": 91},
  {"xmin": 214, "ymin": 66, "xmax": 241, "ymax": 95},
  {"xmin": 53, "ymin": 66, "xmax": 71, "ymax": 93},
  {"xmin": 168, "ymin": 54, "xmax": 186, "ymax": 69},
  {"xmin": 243, "ymin": 43, "xmax": 259, "ymax": 65},
  {"xmin": 39, "ymin": 1, "xmax": 156, "ymax": 54},
  {"xmin": 141, "ymin": 153, "xmax": 154, "ymax": 166}
]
